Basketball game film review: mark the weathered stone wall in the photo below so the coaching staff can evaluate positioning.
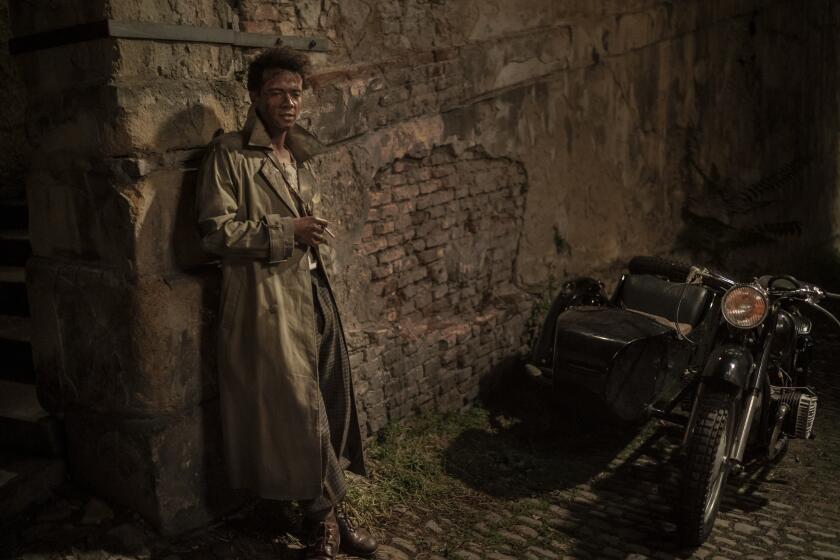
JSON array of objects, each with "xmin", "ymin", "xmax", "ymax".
[
  {"xmin": 7, "ymin": 0, "xmax": 833, "ymax": 533},
  {"xmin": 0, "ymin": 0, "xmax": 30, "ymax": 198}
]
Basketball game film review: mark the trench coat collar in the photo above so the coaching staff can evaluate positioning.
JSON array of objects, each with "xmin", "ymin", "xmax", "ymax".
[
  {"xmin": 243, "ymin": 106, "xmax": 301, "ymax": 217},
  {"xmin": 243, "ymin": 104, "xmax": 323, "ymax": 164},
  {"xmin": 243, "ymin": 105, "xmax": 275, "ymax": 151}
]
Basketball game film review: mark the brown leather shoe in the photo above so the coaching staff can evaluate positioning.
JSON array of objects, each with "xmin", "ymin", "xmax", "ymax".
[
  {"xmin": 335, "ymin": 502, "xmax": 378, "ymax": 557},
  {"xmin": 303, "ymin": 510, "xmax": 340, "ymax": 560}
]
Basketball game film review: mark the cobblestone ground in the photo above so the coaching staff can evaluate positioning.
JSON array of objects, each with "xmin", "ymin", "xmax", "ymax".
[{"xmin": 4, "ymin": 334, "xmax": 840, "ymax": 560}]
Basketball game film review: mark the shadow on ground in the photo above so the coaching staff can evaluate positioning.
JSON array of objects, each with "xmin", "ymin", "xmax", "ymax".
[
  {"xmin": 441, "ymin": 355, "xmax": 829, "ymax": 559},
  {"xmin": 444, "ymin": 357, "xmax": 639, "ymax": 498},
  {"xmin": 4, "ymin": 486, "xmax": 308, "ymax": 560}
]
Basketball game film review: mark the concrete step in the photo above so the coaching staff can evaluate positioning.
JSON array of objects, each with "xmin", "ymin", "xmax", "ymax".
[
  {"xmin": 0, "ymin": 230, "xmax": 28, "ymax": 241},
  {"xmin": 0, "ymin": 266, "xmax": 25, "ymax": 283},
  {"xmin": 0, "ymin": 452, "xmax": 66, "ymax": 522},
  {"xmin": 0, "ymin": 198, "xmax": 27, "ymax": 230},
  {"xmin": 0, "ymin": 316, "xmax": 33, "ymax": 384},
  {"xmin": 0, "ymin": 266, "xmax": 28, "ymax": 316},
  {"xmin": 0, "ymin": 381, "xmax": 63, "ymax": 458},
  {"xmin": 0, "ymin": 229, "xmax": 30, "ymax": 267},
  {"xmin": 0, "ymin": 314, "xmax": 29, "ymax": 343}
]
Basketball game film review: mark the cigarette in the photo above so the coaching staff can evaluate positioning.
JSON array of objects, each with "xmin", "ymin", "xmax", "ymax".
[{"xmin": 324, "ymin": 226, "xmax": 336, "ymax": 239}]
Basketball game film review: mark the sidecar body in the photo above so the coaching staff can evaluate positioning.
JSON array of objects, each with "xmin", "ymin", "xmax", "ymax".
[{"xmin": 531, "ymin": 272, "xmax": 716, "ymax": 421}]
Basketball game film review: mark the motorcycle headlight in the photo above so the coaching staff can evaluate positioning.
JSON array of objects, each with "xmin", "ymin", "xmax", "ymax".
[{"xmin": 721, "ymin": 285, "xmax": 768, "ymax": 329}]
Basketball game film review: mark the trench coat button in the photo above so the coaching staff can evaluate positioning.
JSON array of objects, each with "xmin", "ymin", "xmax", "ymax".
[{"xmin": 269, "ymin": 304, "xmax": 279, "ymax": 314}]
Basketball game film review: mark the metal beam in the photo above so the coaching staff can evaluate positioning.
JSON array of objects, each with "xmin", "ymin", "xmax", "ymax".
[{"xmin": 9, "ymin": 19, "xmax": 329, "ymax": 55}]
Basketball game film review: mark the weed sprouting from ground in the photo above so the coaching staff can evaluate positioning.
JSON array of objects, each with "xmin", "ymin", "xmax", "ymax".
[
  {"xmin": 346, "ymin": 407, "xmax": 492, "ymax": 529},
  {"xmin": 344, "ymin": 404, "xmax": 571, "ymax": 552}
]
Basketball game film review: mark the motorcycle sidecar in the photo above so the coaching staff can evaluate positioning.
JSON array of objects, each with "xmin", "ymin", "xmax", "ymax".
[{"xmin": 534, "ymin": 273, "xmax": 715, "ymax": 421}]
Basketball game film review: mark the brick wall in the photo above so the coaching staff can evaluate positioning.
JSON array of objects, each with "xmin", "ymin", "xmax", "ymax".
[{"xmin": 347, "ymin": 146, "xmax": 530, "ymax": 432}]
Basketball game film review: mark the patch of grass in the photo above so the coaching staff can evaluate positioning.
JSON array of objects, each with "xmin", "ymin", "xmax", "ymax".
[{"xmin": 346, "ymin": 408, "xmax": 493, "ymax": 531}]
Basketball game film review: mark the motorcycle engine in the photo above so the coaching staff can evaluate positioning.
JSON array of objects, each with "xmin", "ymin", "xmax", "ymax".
[{"xmin": 771, "ymin": 385, "xmax": 818, "ymax": 439}]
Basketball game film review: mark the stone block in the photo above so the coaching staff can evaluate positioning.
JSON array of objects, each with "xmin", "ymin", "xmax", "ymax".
[
  {"xmin": 65, "ymin": 399, "xmax": 245, "ymax": 535},
  {"xmin": 29, "ymin": 160, "xmax": 210, "ymax": 275},
  {"xmin": 13, "ymin": 41, "xmax": 116, "ymax": 94},
  {"xmin": 28, "ymin": 258, "xmax": 219, "ymax": 416},
  {"xmin": 26, "ymin": 80, "xmax": 238, "ymax": 158},
  {"xmin": 115, "ymin": 40, "xmax": 237, "ymax": 82},
  {"xmin": 27, "ymin": 161, "xmax": 134, "ymax": 269},
  {"xmin": 109, "ymin": 0, "xmax": 231, "ymax": 27},
  {"xmin": 26, "ymin": 85, "xmax": 122, "ymax": 156},
  {"xmin": 114, "ymin": 80, "xmax": 241, "ymax": 155},
  {"xmin": 132, "ymin": 168, "xmax": 210, "ymax": 274}
]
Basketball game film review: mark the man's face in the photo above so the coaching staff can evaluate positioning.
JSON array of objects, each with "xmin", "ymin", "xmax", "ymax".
[{"xmin": 251, "ymin": 69, "xmax": 303, "ymax": 134}]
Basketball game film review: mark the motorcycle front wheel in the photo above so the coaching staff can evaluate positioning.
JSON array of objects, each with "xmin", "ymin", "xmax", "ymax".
[{"xmin": 678, "ymin": 388, "xmax": 734, "ymax": 546}]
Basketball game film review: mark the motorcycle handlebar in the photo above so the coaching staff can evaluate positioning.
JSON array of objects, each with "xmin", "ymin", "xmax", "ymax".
[
  {"xmin": 802, "ymin": 299, "xmax": 840, "ymax": 331},
  {"xmin": 770, "ymin": 284, "xmax": 840, "ymax": 332}
]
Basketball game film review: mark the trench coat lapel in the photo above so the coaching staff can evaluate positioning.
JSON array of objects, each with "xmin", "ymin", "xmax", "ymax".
[
  {"xmin": 259, "ymin": 159, "xmax": 300, "ymax": 217},
  {"xmin": 244, "ymin": 106, "xmax": 300, "ymax": 217}
]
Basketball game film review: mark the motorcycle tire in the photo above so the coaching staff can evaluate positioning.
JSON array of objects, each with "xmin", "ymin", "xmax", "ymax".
[
  {"xmin": 628, "ymin": 255, "xmax": 692, "ymax": 282},
  {"xmin": 678, "ymin": 388, "xmax": 734, "ymax": 546}
]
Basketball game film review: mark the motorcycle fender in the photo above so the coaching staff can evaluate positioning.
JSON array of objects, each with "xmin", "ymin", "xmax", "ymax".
[
  {"xmin": 701, "ymin": 345, "xmax": 753, "ymax": 389},
  {"xmin": 530, "ymin": 277, "xmax": 608, "ymax": 368}
]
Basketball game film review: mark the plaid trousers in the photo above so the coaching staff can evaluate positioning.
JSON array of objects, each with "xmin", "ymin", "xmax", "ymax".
[{"xmin": 299, "ymin": 267, "xmax": 352, "ymax": 517}]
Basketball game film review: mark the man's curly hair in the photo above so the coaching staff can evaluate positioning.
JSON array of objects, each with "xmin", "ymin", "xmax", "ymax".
[{"xmin": 247, "ymin": 47, "xmax": 311, "ymax": 92}]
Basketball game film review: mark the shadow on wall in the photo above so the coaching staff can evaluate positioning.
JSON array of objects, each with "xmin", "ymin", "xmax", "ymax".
[
  {"xmin": 676, "ymin": 127, "xmax": 840, "ymax": 291},
  {"xmin": 672, "ymin": 5, "xmax": 840, "ymax": 291},
  {"xmin": 152, "ymin": 105, "xmax": 226, "ymax": 272},
  {"xmin": 150, "ymin": 105, "xmax": 247, "ymax": 524}
]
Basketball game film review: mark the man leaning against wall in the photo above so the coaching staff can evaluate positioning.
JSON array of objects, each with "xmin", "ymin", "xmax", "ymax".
[{"xmin": 195, "ymin": 47, "xmax": 378, "ymax": 560}]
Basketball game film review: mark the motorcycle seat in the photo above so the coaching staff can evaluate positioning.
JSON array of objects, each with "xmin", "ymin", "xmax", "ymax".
[{"xmin": 617, "ymin": 274, "xmax": 713, "ymax": 333}]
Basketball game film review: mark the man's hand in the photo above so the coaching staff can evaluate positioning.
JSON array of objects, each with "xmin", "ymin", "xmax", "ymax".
[{"xmin": 293, "ymin": 216, "xmax": 329, "ymax": 247}]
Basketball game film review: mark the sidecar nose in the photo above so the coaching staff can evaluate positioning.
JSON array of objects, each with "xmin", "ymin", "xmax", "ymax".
[{"xmin": 553, "ymin": 307, "xmax": 676, "ymax": 421}]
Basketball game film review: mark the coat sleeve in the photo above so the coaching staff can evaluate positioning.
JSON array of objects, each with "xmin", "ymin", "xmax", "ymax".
[{"xmin": 196, "ymin": 141, "xmax": 296, "ymax": 263}]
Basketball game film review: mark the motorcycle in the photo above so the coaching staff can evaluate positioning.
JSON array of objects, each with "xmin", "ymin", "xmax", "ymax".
[{"xmin": 528, "ymin": 256, "xmax": 840, "ymax": 545}]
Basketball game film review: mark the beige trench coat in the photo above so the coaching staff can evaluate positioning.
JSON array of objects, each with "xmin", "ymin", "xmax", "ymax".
[{"xmin": 196, "ymin": 107, "xmax": 365, "ymax": 500}]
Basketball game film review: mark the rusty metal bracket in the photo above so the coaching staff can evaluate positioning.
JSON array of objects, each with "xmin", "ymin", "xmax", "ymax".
[{"xmin": 9, "ymin": 19, "xmax": 329, "ymax": 55}]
